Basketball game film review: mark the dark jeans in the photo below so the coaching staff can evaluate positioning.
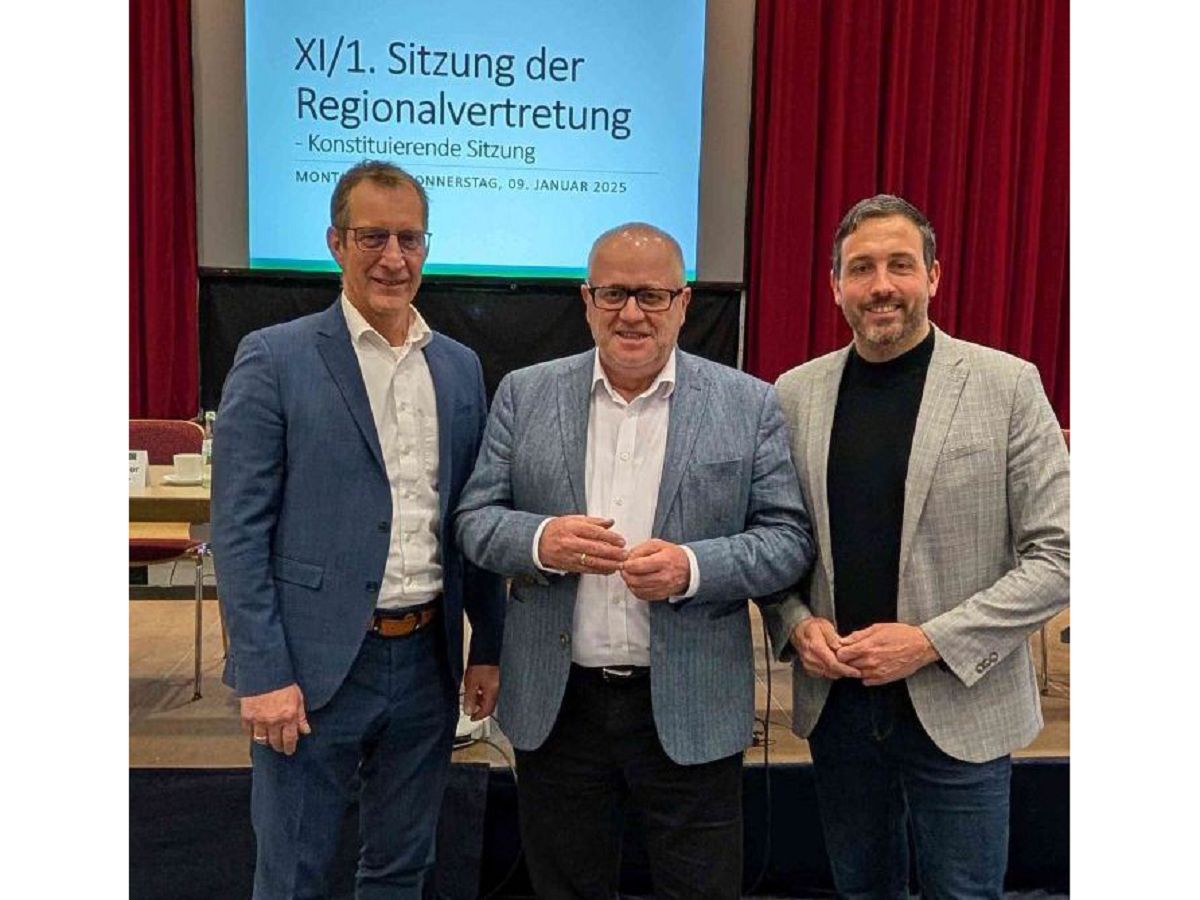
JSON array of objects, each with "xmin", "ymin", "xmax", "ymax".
[
  {"xmin": 249, "ymin": 626, "xmax": 458, "ymax": 900},
  {"xmin": 514, "ymin": 664, "xmax": 743, "ymax": 900},
  {"xmin": 808, "ymin": 679, "xmax": 1011, "ymax": 900}
]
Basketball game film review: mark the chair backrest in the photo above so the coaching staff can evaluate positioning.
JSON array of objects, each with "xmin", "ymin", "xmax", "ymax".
[
  {"xmin": 1062, "ymin": 428, "xmax": 1070, "ymax": 451},
  {"xmin": 129, "ymin": 419, "xmax": 204, "ymax": 465}
]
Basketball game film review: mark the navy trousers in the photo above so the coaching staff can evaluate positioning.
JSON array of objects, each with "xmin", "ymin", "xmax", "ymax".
[
  {"xmin": 808, "ymin": 679, "xmax": 1012, "ymax": 900},
  {"xmin": 249, "ymin": 626, "xmax": 458, "ymax": 900}
]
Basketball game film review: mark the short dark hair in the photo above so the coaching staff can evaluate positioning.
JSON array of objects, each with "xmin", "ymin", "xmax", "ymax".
[
  {"xmin": 832, "ymin": 194, "xmax": 936, "ymax": 275},
  {"xmin": 329, "ymin": 160, "xmax": 429, "ymax": 230}
]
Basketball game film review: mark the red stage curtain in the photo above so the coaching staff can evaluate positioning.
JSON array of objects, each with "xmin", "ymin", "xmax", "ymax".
[
  {"xmin": 130, "ymin": 0, "xmax": 198, "ymax": 418},
  {"xmin": 747, "ymin": 0, "xmax": 1069, "ymax": 424}
]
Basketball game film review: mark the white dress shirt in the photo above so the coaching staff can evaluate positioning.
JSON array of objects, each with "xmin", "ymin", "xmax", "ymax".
[
  {"xmin": 342, "ymin": 295, "xmax": 442, "ymax": 610},
  {"xmin": 533, "ymin": 351, "xmax": 699, "ymax": 667}
]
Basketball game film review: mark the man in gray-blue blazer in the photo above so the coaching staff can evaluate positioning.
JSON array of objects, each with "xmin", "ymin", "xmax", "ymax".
[
  {"xmin": 212, "ymin": 160, "xmax": 504, "ymax": 899},
  {"xmin": 764, "ymin": 195, "xmax": 1069, "ymax": 899},
  {"xmin": 456, "ymin": 223, "xmax": 814, "ymax": 900}
]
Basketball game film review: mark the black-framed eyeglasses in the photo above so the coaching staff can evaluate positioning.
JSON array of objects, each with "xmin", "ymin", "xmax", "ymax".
[
  {"xmin": 585, "ymin": 284, "xmax": 686, "ymax": 312},
  {"xmin": 344, "ymin": 227, "xmax": 432, "ymax": 255}
]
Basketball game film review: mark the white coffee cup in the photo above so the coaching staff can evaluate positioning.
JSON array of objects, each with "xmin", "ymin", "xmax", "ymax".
[{"xmin": 173, "ymin": 453, "xmax": 203, "ymax": 481}]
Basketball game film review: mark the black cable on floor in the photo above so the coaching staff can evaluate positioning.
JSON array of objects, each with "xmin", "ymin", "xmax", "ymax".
[{"xmin": 745, "ymin": 612, "xmax": 774, "ymax": 897}]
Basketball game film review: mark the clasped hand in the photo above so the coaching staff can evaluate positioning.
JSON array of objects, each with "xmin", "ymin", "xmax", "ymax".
[
  {"xmin": 537, "ymin": 516, "xmax": 690, "ymax": 600},
  {"xmin": 790, "ymin": 619, "xmax": 939, "ymax": 686}
]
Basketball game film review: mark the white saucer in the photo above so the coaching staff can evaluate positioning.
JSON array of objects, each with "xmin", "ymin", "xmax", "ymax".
[{"xmin": 162, "ymin": 473, "xmax": 204, "ymax": 486}]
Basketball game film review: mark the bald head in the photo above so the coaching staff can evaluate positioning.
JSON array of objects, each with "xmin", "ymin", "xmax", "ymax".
[{"xmin": 587, "ymin": 223, "xmax": 687, "ymax": 284}]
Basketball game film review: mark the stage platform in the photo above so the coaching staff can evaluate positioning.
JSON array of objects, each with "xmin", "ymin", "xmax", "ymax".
[{"xmin": 130, "ymin": 599, "xmax": 1069, "ymax": 897}]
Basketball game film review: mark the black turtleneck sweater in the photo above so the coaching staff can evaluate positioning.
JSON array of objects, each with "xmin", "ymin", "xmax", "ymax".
[{"xmin": 827, "ymin": 328, "xmax": 935, "ymax": 636}]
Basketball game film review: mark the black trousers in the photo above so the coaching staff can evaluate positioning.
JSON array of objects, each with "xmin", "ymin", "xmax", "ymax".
[{"xmin": 514, "ymin": 664, "xmax": 743, "ymax": 900}]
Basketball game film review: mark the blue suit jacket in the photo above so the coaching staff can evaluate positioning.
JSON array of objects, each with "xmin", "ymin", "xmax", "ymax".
[
  {"xmin": 212, "ymin": 300, "xmax": 505, "ymax": 711},
  {"xmin": 454, "ymin": 349, "xmax": 814, "ymax": 764}
]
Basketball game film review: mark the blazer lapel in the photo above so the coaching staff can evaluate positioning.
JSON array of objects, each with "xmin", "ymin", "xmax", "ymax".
[
  {"xmin": 899, "ymin": 329, "xmax": 968, "ymax": 579},
  {"xmin": 314, "ymin": 302, "xmax": 386, "ymax": 474},
  {"xmin": 422, "ymin": 333, "xmax": 455, "ymax": 526},
  {"xmin": 809, "ymin": 347, "xmax": 851, "ymax": 596},
  {"xmin": 653, "ymin": 352, "xmax": 709, "ymax": 535},
  {"xmin": 557, "ymin": 352, "xmax": 594, "ymax": 514}
]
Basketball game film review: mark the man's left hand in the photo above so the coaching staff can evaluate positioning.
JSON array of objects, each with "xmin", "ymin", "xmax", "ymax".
[
  {"xmin": 620, "ymin": 539, "xmax": 690, "ymax": 601},
  {"xmin": 462, "ymin": 665, "xmax": 500, "ymax": 721},
  {"xmin": 835, "ymin": 623, "xmax": 940, "ymax": 686}
]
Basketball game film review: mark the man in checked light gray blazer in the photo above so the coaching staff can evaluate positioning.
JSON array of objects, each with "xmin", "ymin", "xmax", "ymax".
[
  {"xmin": 763, "ymin": 194, "xmax": 1069, "ymax": 899},
  {"xmin": 456, "ymin": 223, "xmax": 814, "ymax": 900}
]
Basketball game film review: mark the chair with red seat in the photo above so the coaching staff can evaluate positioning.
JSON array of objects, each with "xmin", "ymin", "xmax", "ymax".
[{"xmin": 129, "ymin": 419, "xmax": 209, "ymax": 700}]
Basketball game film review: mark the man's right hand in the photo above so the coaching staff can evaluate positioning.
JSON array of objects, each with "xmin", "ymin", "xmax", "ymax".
[
  {"xmin": 240, "ymin": 683, "xmax": 311, "ymax": 756},
  {"xmin": 537, "ymin": 515, "xmax": 628, "ymax": 574},
  {"xmin": 791, "ymin": 617, "xmax": 862, "ymax": 680}
]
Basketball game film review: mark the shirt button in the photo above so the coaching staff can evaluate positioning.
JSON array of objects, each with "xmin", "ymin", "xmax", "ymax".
[
  {"xmin": 620, "ymin": 452, "xmax": 630, "ymax": 461},
  {"xmin": 615, "ymin": 498, "xmax": 624, "ymax": 506}
]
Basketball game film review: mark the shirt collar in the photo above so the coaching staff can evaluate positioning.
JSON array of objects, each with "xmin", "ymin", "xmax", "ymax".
[
  {"xmin": 591, "ymin": 348, "xmax": 677, "ymax": 404},
  {"xmin": 341, "ymin": 293, "xmax": 432, "ymax": 353}
]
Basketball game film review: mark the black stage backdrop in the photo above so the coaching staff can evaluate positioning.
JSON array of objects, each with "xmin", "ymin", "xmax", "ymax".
[
  {"xmin": 199, "ymin": 270, "xmax": 743, "ymax": 410},
  {"xmin": 130, "ymin": 761, "xmax": 1068, "ymax": 898}
]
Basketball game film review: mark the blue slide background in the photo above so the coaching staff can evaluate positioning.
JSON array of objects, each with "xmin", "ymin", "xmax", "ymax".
[{"xmin": 245, "ymin": 0, "xmax": 705, "ymax": 277}]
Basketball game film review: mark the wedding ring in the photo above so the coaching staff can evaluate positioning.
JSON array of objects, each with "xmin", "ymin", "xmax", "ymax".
[
  {"xmin": 579, "ymin": 552, "xmax": 588, "ymax": 567},
  {"xmin": 253, "ymin": 735, "xmax": 268, "ymax": 744}
]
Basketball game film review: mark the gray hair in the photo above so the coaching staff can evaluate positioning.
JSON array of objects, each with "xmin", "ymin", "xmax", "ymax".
[
  {"xmin": 832, "ymin": 194, "xmax": 937, "ymax": 275},
  {"xmin": 588, "ymin": 222, "xmax": 687, "ymax": 283},
  {"xmin": 329, "ymin": 159, "xmax": 429, "ymax": 230}
]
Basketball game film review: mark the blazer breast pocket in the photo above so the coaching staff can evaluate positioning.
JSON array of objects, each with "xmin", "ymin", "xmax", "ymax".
[
  {"xmin": 941, "ymin": 440, "xmax": 988, "ymax": 461},
  {"xmin": 680, "ymin": 458, "xmax": 748, "ymax": 539},
  {"xmin": 935, "ymin": 438, "xmax": 1000, "ymax": 493}
]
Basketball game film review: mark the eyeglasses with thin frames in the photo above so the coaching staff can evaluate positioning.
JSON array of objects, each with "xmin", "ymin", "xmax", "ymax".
[{"xmin": 344, "ymin": 227, "xmax": 432, "ymax": 255}]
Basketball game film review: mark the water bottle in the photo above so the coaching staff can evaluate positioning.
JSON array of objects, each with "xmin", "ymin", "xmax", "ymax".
[{"xmin": 202, "ymin": 411, "xmax": 215, "ymax": 486}]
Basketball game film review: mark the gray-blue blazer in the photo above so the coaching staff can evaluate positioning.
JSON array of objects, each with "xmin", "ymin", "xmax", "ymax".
[
  {"xmin": 212, "ymin": 300, "xmax": 505, "ymax": 711},
  {"xmin": 454, "ymin": 349, "xmax": 814, "ymax": 765}
]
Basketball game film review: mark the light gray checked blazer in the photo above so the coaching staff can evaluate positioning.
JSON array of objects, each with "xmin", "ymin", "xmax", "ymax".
[
  {"xmin": 455, "ymin": 349, "xmax": 814, "ymax": 765},
  {"xmin": 762, "ymin": 327, "xmax": 1069, "ymax": 763}
]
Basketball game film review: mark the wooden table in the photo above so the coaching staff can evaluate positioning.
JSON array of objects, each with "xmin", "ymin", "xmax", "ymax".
[
  {"xmin": 130, "ymin": 465, "xmax": 210, "ymax": 525},
  {"xmin": 129, "ymin": 465, "xmax": 213, "ymax": 700}
]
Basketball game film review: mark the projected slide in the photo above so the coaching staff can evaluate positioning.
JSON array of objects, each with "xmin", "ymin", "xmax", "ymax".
[{"xmin": 245, "ymin": 0, "xmax": 706, "ymax": 278}]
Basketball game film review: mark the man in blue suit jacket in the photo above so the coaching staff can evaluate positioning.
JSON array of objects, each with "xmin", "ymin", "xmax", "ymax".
[
  {"xmin": 456, "ymin": 223, "xmax": 814, "ymax": 899},
  {"xmin": 212, "ymin": 160, "xmax": 504, "ymax": 899}
]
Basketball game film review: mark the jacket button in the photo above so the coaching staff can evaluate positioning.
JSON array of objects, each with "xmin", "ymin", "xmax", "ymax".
[
  {"xmin": 989, "ymin": 651, "xmax": 998, "ymax": 662},
  {"xmin": 975, "ymin": 662, "xmax": 985, "ymax": 674},
  {"xmin": 559, "ymin": 632, "xmax": 571, "ymax": 647},
  {"xmin": 366, "ymin": 581, "xmax": 379, "ymax": 592},
  {"xmin": 377, "ymin": 521, "xmax": 390, "ymax": 532}
]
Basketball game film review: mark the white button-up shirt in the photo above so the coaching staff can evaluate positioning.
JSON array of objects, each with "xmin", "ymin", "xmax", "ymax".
[
  {"xmin": 342, "ymin": 295, "xmax": 442, "ymax": 609},
  {"xmin": 534, "ymin": 350, "xmax": 699, "ymax": 667}
]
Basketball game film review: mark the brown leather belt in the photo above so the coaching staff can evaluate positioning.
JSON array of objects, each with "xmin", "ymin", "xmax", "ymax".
[{"xmin": 369, "ymin": 601, "xmax": 440, "ymax": 638}]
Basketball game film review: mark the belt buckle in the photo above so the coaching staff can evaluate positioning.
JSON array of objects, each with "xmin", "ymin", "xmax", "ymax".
[
  {"xmin": 371, "ymin": 601, "xmax": 438, "ymax": 638},
  {"xmin": 373, "ymin": 611, "xmax": 417, "ymax": 638},
  {"xmin": 601, "ymin": 666, "xmax": 636, "ymax": 682}
]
